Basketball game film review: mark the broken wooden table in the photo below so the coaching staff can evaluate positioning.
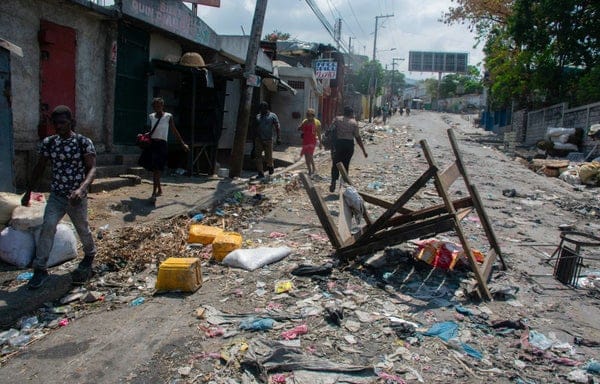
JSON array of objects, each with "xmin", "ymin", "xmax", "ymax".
[{"xmin": 301, "ymin": 128, "xmax": 507, "ymax": 300}]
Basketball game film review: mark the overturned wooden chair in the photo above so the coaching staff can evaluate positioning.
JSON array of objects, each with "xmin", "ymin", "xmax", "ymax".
[{"xmin": 301, "ymin": 128, "xmax": 506, "ymax": 300}]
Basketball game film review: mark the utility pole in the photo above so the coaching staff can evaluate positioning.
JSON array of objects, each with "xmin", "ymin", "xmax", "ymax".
[
  {"xmin": 391, "ymin": 57, "xmax": 404, "ymax": 102},
  {"xmin": 229, "ymin": 0, "xmax": 268, "ymax": 178},
  {"xmin": 369, "ymin": 14, "xmax": 394, "ymax": 122}
]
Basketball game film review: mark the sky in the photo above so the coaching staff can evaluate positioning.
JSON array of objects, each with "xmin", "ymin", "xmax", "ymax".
[{"xmin": 195, "ymin": 0, "xmax": 484, "ymax": 80}]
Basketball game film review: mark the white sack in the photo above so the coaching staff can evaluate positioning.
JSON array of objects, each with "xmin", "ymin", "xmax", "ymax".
[
  {"xmin": 551, "ymin": 134, "xmax": 571, "ymax": 144},
  {"xmin": 559, "ymin": 169, "xmax": 581, "ymax": 185},
  {"xmin": 222, "ymin": 247, "xmax": 291, "ymax": 271},
  {"xmin": 552, "ymin": 142, "xmax": 579, "ymax": 151},
  {"xmin": 0, "ymin": 227, "xmax": 35, "ymax": 268},
  {"xmin": 546, "ymin": 127, "xmax": 575, "ymax": 137},
  {"xmin": 34, "ymin": 223, "xmax": 78, "ymax": 267},
  {"xmin": 0, "ymin": 193, "xmax": 21, "ymax": 226},
  {"xmin": 10, "ymin": 202, "xmax": 46, "ymax": 231}
]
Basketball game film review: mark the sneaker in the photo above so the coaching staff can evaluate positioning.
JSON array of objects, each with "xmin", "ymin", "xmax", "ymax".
[
  {"xmin": 27, "ymin": 269, "xmax": 49, "ymax": 290},
  {"xmin": 71, "ymin": 263, "xmax": 93, "ymax": 285},
  {"xmin": 267, "ymin": 166, "xmax": 274, "ymax": 175},
  {"xmin": 329, "ymin": 182, "xmax": 336, "ymax": 193}
]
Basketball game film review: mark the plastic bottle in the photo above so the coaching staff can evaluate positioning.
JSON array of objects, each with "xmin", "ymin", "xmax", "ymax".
[
  {"xmin": 20, "ymin": 316, "xmax": 39, "ymax": 331},
  {"xmin": 9, "ymin": 333, "xmax": 31, "ymax": 347},
  {"xmin": 0, "ymin": 329, "xmax": 20, "ymax": 345}
]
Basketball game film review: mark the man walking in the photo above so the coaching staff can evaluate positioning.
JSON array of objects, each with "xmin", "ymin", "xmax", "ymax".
[
  {"xmin": 22, "ymin": 105, "xmax": 97, "ymax": 289},
  {"xmin": 253, "ymin": 101, "xmax": 281, "ymax": 178}
]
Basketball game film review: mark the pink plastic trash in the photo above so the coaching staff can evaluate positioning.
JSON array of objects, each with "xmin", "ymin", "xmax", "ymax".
[
  {"xmin": 280, "ymin": 324, "xmax": 308, "ymax": 340},
  {"xmin": 58, "ymin": 318, "xmax": 69, "ymax": 327}
]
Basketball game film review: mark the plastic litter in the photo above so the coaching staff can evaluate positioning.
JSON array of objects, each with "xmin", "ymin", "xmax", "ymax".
[
  {"xmin": 529, "ymin": 330, "xmax": 554, "ymax": 350},
  {"xmin": 423, "ymin": 321, "xmax": 458, "ymax": 342},
  {"xmin": 58, "ymin": 318, "xmax": 69, "ymax": 327},
  {"xmin": 221, "ymin": 246, "xmax": 291, "ymax": 271},
  {"xmin": 275, "ymin": 280, "xmax": 293, "ymax": 293},
  {"xmin": 239, "ymin": 317, "xmax": 274, "ymax": 331},
  {"xmin": 20, "ymin": 316, "xmax": 39, "ymax": 331},
  {"xmin": 585, "ymin": 360, "xmax": 600, "ymax": 374},
  {"xmin": 460, "ymin": 342, "xmax": 483, "ymax": 360},
  {"xmin": 16, "ymin": 271, "xmax": 34, "ymax": 281},
  {"xmin": 9, "ymin": 333, "xmax": 31, "ymax": 347},
  {"xmin": 191, "ymin": 213, "xmax": 205, "ymax": 222},
  {"xmin": 0, "ymin": 329, "xmax": 20, "ymax": 345},
  {"xmin": 281, "ymin": 324, "xmax": 308, "ymax": 340},
  {"xmin": 130, "ymin": 297, "xmax": 145, "ymax": 306},
  {"xmin": 290, "ymin": 263, "xmax": 332, "ymax": 276}
]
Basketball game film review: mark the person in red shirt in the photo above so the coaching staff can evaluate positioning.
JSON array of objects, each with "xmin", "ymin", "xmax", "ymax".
[{"xmin": 297, "ymin": 108, "xmax": 322, "ymax": 176}]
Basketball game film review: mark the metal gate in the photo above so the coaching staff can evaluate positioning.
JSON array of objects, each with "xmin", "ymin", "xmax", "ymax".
[
  {"xmin": 0, "ymin": 48, "xmax": 15, "ymax": 192},
  {"xmin": 113, "ymin": 23, "xmax": 149, "ymax": 144}
]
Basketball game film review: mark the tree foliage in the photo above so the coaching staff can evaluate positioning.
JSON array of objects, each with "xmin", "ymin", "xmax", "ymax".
[
  {"xmin": 445, "ymin": 0, "xmax": 600, "ymax": 108},
  {"xmin": 421, "ymin": 66, "xmax": 483, "ymax": 100},
  {"xmin": 264, "ymin": 30, "xmax": 290, "ymax": 42},
  {"xmin": 350, "ymin": 60, "xmax": 385, "ymax": 96}
]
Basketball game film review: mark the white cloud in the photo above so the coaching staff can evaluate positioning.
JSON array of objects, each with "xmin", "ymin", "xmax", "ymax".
[{"xmin": 195, "ymin": 0, "xmax": 484, "ymax": 78}]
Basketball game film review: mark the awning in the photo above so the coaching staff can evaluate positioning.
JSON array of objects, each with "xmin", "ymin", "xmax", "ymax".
[{"xmin": 259, "ymin": 70, "xmax": 297, "ymax": 95}]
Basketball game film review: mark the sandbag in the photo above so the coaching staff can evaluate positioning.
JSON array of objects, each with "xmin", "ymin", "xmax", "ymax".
[
  {"xmin": 0, "ymin": 193, "xmax": 21, "ymax": 226},
  {"xmin": 0, "ymin": 227, "xmax": 35, "ymax": 268},
  {"xmin": 222, "ymin": 247, "xmax": 291, "ymax": 271},
  {"xmin": 551, "ymin": 142, "xmax": 579, "ymax": 151},
  {"xmin": 34, "ymin": 223, "xmax": 78, "ymax": 267},
  {"xmin": 10, "ymin": 201, "xmax": 46, "ymax": 231}
]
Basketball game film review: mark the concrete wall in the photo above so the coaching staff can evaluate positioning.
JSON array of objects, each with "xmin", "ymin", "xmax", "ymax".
[{"xmin": 0, "ymin": 0, "xmax": 114, "ymax": 187}]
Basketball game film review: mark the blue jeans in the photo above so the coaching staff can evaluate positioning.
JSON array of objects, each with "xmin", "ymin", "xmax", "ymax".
[{"xmin": 32, "ymin": 193, "xmax": 96, "ymax": 270}]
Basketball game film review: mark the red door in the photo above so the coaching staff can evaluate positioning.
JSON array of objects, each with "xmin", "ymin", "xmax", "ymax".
[{"xmin": 38, "ymin": 20, "xmax": 76, "ymax": 138}]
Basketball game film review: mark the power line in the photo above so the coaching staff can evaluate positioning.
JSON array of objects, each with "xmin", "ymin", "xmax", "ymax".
[
  {"xmin": 346, "ymin": 0, "xmax": 366, "ymax": 36},
  {"xmin": 303, "ymin": 0, "xmax": 350, "ymax": 53}
]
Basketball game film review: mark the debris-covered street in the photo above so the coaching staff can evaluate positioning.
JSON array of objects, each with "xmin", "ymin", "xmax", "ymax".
[{"xmin": 1, "ymin": 111, "xmax": 598, "ymax": 383}]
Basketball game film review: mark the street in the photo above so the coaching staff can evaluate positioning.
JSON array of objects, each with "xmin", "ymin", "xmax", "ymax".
[{"xmin": 1, "ymin": 110, "xmax": 599, "ymax": 383}]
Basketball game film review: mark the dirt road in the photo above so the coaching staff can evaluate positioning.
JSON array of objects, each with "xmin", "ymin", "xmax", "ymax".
[{"xmin": 1, "ymin": 111, "xmax": 598, "ymax": 383}]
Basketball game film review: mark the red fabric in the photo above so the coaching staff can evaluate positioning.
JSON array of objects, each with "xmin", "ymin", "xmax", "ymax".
[{"xmin": 300, "ymin": 120, "xmax": 318, "ymax": 146}]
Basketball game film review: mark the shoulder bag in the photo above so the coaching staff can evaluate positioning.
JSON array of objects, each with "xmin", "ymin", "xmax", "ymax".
[{"xmin": 136, "ymin": 115, "xmax": 162, "ymax": 149}]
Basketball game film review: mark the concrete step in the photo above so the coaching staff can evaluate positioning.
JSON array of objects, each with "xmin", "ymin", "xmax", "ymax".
[
  {"xmin": 126, "ymin": 166, "xmax": 147, "ymax": 178},
  {"xmin": 96, "ymin": 165, "xmax": 131, "ymax": 178},
  {"xmin": 89, "ymin": 175, "xmax": 141, "ymax": 193}
]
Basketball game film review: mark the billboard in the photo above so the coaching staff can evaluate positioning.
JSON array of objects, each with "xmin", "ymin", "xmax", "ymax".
[
  {"xmin": 408, "ymin": 51, "xmax": 468, "ymax": 73},
  {"xmin": 314, "ymin": 60, "xmax": 338, "ymax": 79}
]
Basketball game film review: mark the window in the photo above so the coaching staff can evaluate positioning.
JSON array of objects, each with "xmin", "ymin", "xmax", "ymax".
[{"xmin": 288, "ymin": 80, "xmax": 305, "ymax": 90}]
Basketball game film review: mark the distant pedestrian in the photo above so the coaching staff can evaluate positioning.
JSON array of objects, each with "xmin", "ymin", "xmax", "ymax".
[
  {"xmin": 329, "ymin": 106, "xmax": 368, "ymax": 193},
  {"xmin": 298, "ymin": 108, "xmax": 322, "ymax": 177},
  {"xmin": 253, "ymin": 101, "xmax": 281, "ymax": 179},
  {"xmin": 138, "ymin": 97, "xmax": 189, "ymax": 202},
  {"xmin": 21, "ymin": 105, "xmax": 97, "ymax": 289}
]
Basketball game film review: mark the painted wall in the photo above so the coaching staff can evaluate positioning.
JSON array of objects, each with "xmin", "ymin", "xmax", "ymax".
[
  {"xmin": 0, "ymin": 0, "xmax": 111, "ymax": 144},
  {"xmin": 0, "ymin": 0, "xmax": 114, "ymax": 187}
]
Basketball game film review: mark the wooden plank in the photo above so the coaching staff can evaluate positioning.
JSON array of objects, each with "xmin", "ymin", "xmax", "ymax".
[
  {"xmin": 359, "ymin": 192, "xmax": 414, "ymax": 213},
  {"xmin": 439, "ymin": 162, "xmax": 460, "ymax": 190},
  {"xmin": 456, "ymin": 207, "xmax": 473, "ymax": 222},
  {"xmin": 386, "ymin": 196, "xmax": 473, "ymax": 228},
  {"xmin": 422, "ymin": 137, "xmax": 492, "ymax": 300},
  {"xmin": 480, "ymin": 248, "xmax": 498, "ymax": 280},
  {"xmin": 470, "ymin": 185, "xmax": 507, "ymax": 270},
  {"xmin": 336, "ymin": 162, "xmax": 373, "ymax": 225},
  {"xmin": 355, "ymin": 166, "xmax": 437, "ymax": 243},
  {"xmin": 337, "ymin": 217, "xmax": 455, "ymax": 260},
  {"xmin": 300, "ymin": 173, "xmax": 344, "ymax": 249}
]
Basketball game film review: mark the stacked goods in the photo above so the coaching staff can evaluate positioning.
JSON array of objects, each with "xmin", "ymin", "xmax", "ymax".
[{"xmin": 544, "ymin": 127, "xmax": 580, "ymax": 152}]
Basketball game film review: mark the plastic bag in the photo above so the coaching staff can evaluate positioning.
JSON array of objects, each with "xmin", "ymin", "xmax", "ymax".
[
  {"xmin": 0, "ymin": 227, "xmax": 36, "ymax": 268},
  {"xmin": 34, "ymin": 223, "xmax": 78, "ymax": 267},
  {"xmin": 343, "ymin": 186, "xmax": 364, "ymax": 225},
  {"xmin": 222, "ymin": 247, "xmax": 291, "ymax": 271}
]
